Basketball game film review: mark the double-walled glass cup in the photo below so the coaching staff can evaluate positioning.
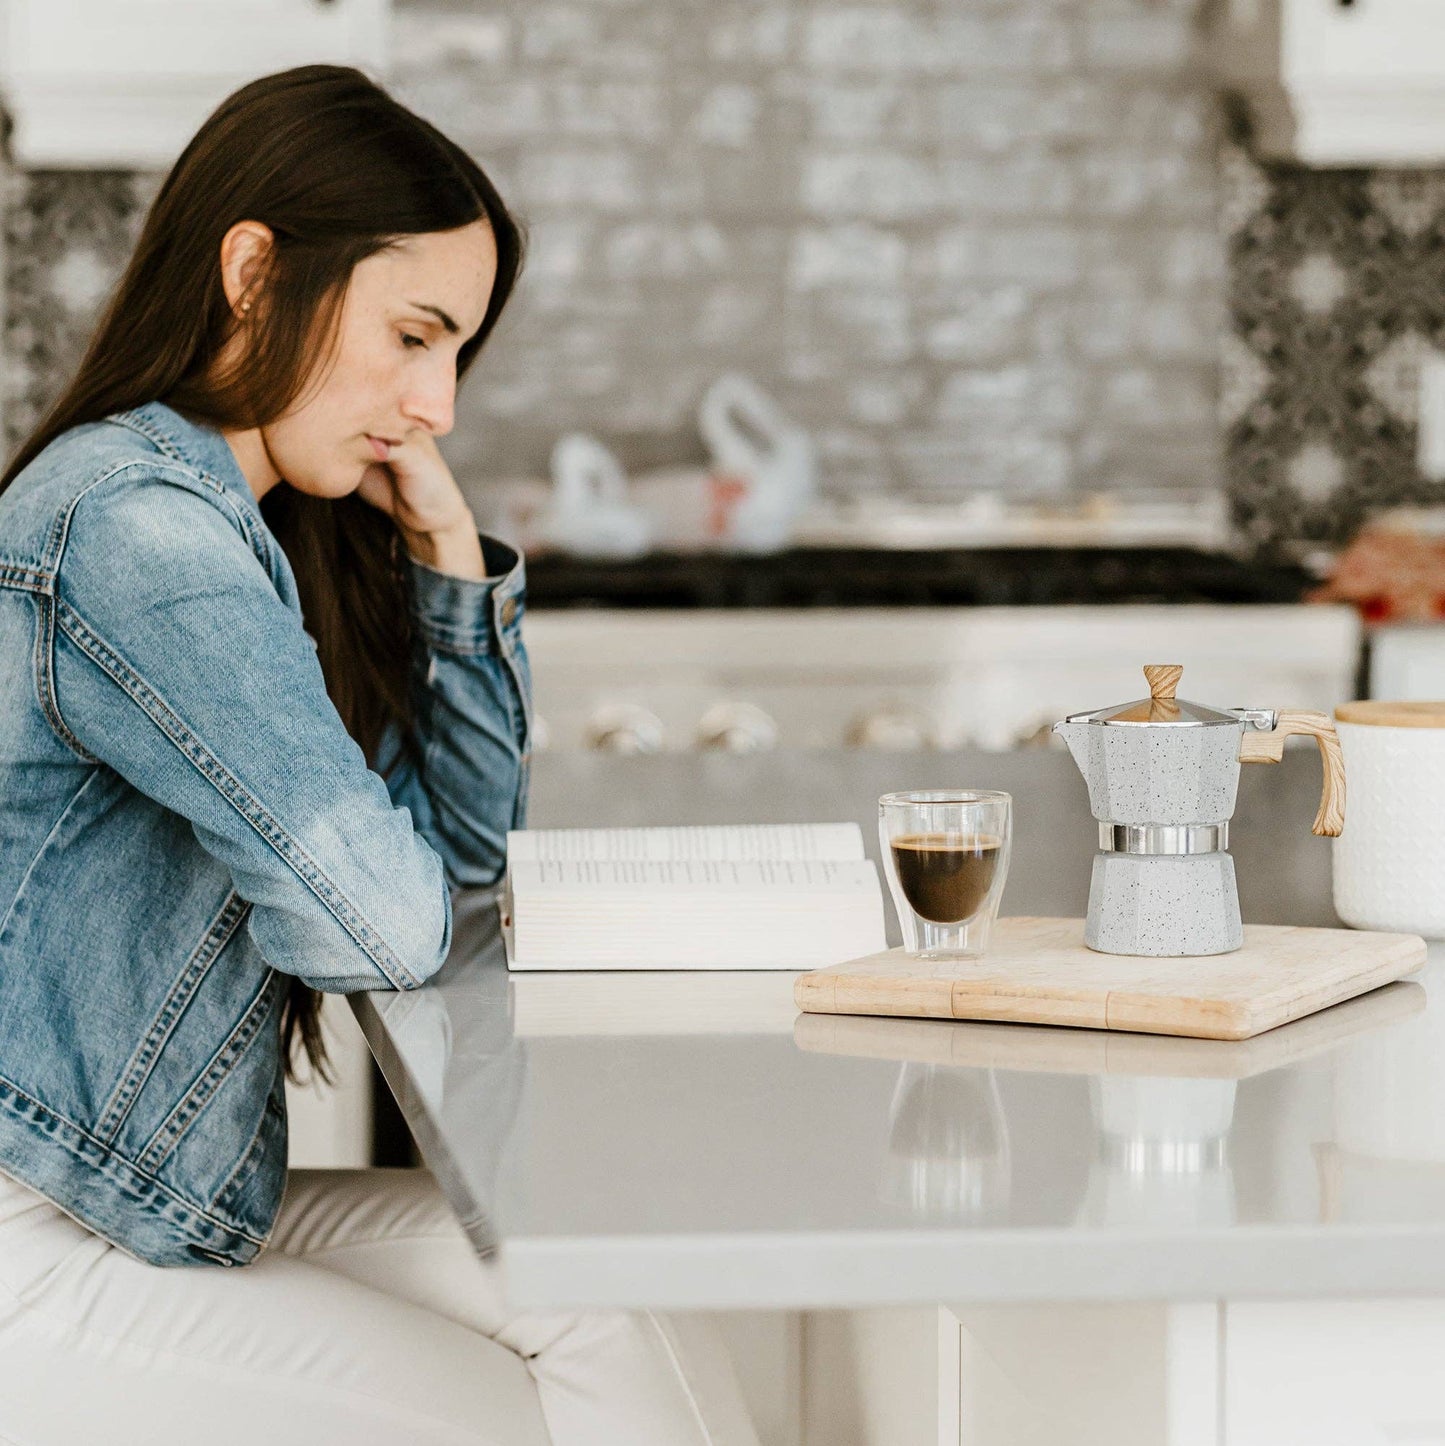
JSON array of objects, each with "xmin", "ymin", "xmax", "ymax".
[{"xmin": 879, "ymin": 791, "xmax": 1012, "ymax": 959}]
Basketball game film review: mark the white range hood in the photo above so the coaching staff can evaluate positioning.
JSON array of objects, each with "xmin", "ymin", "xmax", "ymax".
[
  {"xmin": 0, "ymin": 0, "xmax": 389, "ymax": 169},
  {"xmin": 1218, "ymin": 0, "xmax": 1445, "ymax": 166}
]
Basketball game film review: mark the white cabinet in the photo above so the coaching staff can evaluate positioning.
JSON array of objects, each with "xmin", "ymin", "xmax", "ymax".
[
  {"xmin": 800, "ymin": 1303, "xmax": 1221, "ymax": 1446},
  {"xmin": 0, "ymin": 0, "xmax": 389, "ymax": 168},
  {"xmin": 1218, "ymin": 0, "xmax": 1445, "ymax": 165},
  {"xmin": 808, "ymin": 1299, "xmax": 1445, "ymax": 1445},
  {"xmin": 285, "ymin": 992, "xmax": 373, "ymax": 1168},
  {"xmin": 1226, "ymin": 1301, "xmax": 1445, "ymax": 1445}
]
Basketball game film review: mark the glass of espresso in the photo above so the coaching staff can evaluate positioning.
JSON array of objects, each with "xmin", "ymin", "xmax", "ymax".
[{"xmin": 879, "ymin": 791, "xmax": 1012, "ymax": 959}]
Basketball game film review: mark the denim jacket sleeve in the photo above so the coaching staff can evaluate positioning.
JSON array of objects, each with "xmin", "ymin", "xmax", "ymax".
[
  {"xmin": 48, "ymin": 467, "xmax": 476, "ymax": 994},
  {"xmin": 373, "ymin": 533, "xmax": 532, "ymax": 890}
]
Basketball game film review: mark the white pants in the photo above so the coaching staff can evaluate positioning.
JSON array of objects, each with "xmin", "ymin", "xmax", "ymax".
[{"xmin": 0, "ymin": 1167, "xmax": 761, "ymax": 1446}]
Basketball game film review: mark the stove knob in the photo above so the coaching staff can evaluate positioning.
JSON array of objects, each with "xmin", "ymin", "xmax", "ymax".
[
  {"xmin": 846, "ymin": 705, "xmax": 934, "ymax": 751},
  {"xmin": 585, "ymin": 703, "xmax": 665, "ymax": 754},
  {"xmin": 696, "ymin": 701, "xmax": 778, "ymax": 754}
]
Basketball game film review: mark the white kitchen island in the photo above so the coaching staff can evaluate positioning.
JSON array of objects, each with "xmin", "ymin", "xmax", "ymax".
[{"xmin": 353, "ymin": 756, "xmax": 1445, "ymax": 1446}]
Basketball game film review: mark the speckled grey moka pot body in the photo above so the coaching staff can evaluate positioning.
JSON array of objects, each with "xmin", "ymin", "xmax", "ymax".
[
  {"xmin": 1085, "ymin": 853, "xmax": 1243, "ymax": 956},
  {"xmin": 1066, "ymin": 724, "xmax": 1245, "ymax": 825},
  {"xmin": 1057, "ymin": 719, "xmax": 1248, "ymax": 957}
]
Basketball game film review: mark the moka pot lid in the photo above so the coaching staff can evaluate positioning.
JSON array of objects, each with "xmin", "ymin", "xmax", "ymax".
[{"xmin": 1064, "ymin": 664, "xmax": 1240, "ymax": 728}]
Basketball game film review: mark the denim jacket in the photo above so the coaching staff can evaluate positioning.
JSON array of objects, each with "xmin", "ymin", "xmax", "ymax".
[{"xmin": 0, "ymin": 401, "xmax": 530, "ymax": 1266}]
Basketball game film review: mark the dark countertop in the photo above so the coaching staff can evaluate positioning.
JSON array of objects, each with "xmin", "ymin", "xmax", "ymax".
[{"xmin": 522, "ymin": 547, "xmax": 1312, "ymax": 609}]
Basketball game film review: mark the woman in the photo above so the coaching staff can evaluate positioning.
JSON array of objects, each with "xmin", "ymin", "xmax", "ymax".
[{"xmin": 0, "ymin": 65, "xmax": 759, "ymax": 1445}]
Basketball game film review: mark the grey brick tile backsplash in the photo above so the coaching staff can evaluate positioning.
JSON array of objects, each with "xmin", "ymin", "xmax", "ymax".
[{"xmin": 2, "ymin": 0, "xmax": 1442, "ymax": 551}]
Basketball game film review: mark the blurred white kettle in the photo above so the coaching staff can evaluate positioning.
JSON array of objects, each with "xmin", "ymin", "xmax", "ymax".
[
  {"xmin": 698, "ymin": 374, "xmax": 816, "ymax": 552},
  {"xmin": 541, "ymin": 433, "xmax": 653, "ymax": 558}
]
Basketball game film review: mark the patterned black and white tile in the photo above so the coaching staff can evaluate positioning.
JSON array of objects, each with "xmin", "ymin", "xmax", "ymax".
[
  {"xmin": 1223, "ymin": 145, "xmax": 1445, "ymax": 553},
  {"xmin": 1, "ymin": 167, "xmax": 159, "ymax": 451}
]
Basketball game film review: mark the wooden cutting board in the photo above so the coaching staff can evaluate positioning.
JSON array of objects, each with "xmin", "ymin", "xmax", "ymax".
[
  {"xmin": 794, "ymin": 916, "xmax": 1428, "ymax": 1041},
  {"xmin": 792, "ymin": 980, "xmax": 1426, "ymax": 1076}
]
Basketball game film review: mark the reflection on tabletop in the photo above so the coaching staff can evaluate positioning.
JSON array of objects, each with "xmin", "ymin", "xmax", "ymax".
[
  {"xmin": 360, "ymin": 894, "xmax": 1443, "ymax": 1256},
  {"xmin": 357, "ymin": 891, "xmax": 523, "ymax": 1259},
  {"xmin": 796, "ymin": 980, "xmax": 1428, "ymax": 1230},
  {"xmin": 882, "ymin": 1065, "xmax": 1011, "ymax": 1223},
  {"xmin": 1321, "ymin": 982, "xmax": 1445, "ymax": 1225}
]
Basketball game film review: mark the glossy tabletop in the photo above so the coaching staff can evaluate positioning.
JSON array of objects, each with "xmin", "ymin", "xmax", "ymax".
[{"xmin": 353, "ymin": 754, "xmax": 1445, "ymax": 1310}]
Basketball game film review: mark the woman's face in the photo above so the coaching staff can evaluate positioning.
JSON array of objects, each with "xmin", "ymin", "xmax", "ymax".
[{"xmin": 231, "ymin": 220, "xmax": 499, "ymax": 500}]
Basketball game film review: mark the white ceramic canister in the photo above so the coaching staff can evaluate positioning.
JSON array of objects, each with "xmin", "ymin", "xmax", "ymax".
[{"xmin": 1333, "ymin": 701, "xmax": 1445, "ymax": 938}]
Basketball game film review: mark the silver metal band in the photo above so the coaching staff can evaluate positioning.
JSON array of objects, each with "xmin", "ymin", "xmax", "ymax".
[
  {"xmin": 1098, "ymin": 822, "xmax": 1229, "ymax": 856},
  {"xmin": 1101, "ymin": 1136, "xmax": 1228, "ymax": 1174}
]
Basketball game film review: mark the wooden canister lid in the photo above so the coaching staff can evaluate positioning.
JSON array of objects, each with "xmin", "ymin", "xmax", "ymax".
[{"xmin": 1335, "ymin": 700, "xmax": 1445, "ymax": 728}]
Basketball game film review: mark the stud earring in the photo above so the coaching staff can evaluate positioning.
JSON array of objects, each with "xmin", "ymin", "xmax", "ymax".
[{"xmin": 240, "ymin": 298, "xmax": 252, "ymax": 315}]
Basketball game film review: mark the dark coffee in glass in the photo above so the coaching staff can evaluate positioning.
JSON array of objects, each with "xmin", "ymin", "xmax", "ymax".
[{"xmin": 889, "ymin": 833, "xmax": 1003, "ymax": 923}]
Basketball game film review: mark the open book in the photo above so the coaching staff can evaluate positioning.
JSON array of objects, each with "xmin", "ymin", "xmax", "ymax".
[{"xmin": 501, "ymin": 823, "xmax": 887, "ymax": 971}]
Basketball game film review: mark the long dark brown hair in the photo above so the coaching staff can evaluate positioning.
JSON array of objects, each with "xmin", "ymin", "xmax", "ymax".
[{"xmin": 0, "ymin": 65, "xmax": 526, "ymax": 1084}]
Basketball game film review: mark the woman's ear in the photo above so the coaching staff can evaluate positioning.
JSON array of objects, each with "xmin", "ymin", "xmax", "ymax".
[{"xmin": 219, "ymin": 220, "xmax": 275, "ymax": 320}]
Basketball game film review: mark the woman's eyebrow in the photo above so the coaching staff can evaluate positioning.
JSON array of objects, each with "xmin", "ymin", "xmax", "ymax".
[{"xmin": 406, "ymin": 301, "xmax": 460, "ymax": 334}]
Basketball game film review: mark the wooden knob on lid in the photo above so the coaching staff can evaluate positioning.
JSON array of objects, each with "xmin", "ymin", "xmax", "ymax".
[{"xmin": 1144, "ymin": 664, "xmax": 1183, "ymax": 702}]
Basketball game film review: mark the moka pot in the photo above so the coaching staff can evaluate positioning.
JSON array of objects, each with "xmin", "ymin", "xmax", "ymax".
[{"xmin": 1053, "ymin": 665, "xmax": 1346, "ymax": 957}]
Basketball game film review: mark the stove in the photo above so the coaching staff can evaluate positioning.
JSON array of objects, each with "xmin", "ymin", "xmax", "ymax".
[{"xmin": 523, "ymin": 600, "xmax": 1362, "ymax": 755}]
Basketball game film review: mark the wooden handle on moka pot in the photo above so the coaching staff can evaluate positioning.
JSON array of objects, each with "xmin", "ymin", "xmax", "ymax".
[{"xmin": 1238, "ymin": 710, "xmax": 1347, "ymax": 837}]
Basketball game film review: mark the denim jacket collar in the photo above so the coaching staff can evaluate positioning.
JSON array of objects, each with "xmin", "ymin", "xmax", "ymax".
[{"xmin": 111, "ymin": 400, "xmax": 263, "ymax": 523}]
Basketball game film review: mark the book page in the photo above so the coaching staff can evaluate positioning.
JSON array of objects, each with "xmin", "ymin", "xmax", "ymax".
[
  {"xmin": 506, "ymin": 822, "xmax": 866, "ymax": 864},
  {"xmin": 507, "ymin": 858, "xmax": 880, "ymax": 893}
]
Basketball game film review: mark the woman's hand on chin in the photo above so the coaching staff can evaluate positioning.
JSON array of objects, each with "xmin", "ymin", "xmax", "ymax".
[{"xmin": 356, "ymin": 432, "xmax": 486, "ymax": 580}]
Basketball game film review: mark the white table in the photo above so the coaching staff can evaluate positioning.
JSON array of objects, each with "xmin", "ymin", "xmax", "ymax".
[{"xmin": 352, "ymin": 754, "xmax": 1445, "ymax": 1445}]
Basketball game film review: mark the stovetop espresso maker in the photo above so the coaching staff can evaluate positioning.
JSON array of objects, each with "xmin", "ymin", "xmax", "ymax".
[{"xmin": 1054, "ymin": 665, "xmax": 1346, "ymax": 956}]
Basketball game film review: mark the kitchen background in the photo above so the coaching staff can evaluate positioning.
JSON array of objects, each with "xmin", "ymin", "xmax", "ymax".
[{"xmin": 3, "ymin": 0, "xmax": 1444, "ymax": 554}]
